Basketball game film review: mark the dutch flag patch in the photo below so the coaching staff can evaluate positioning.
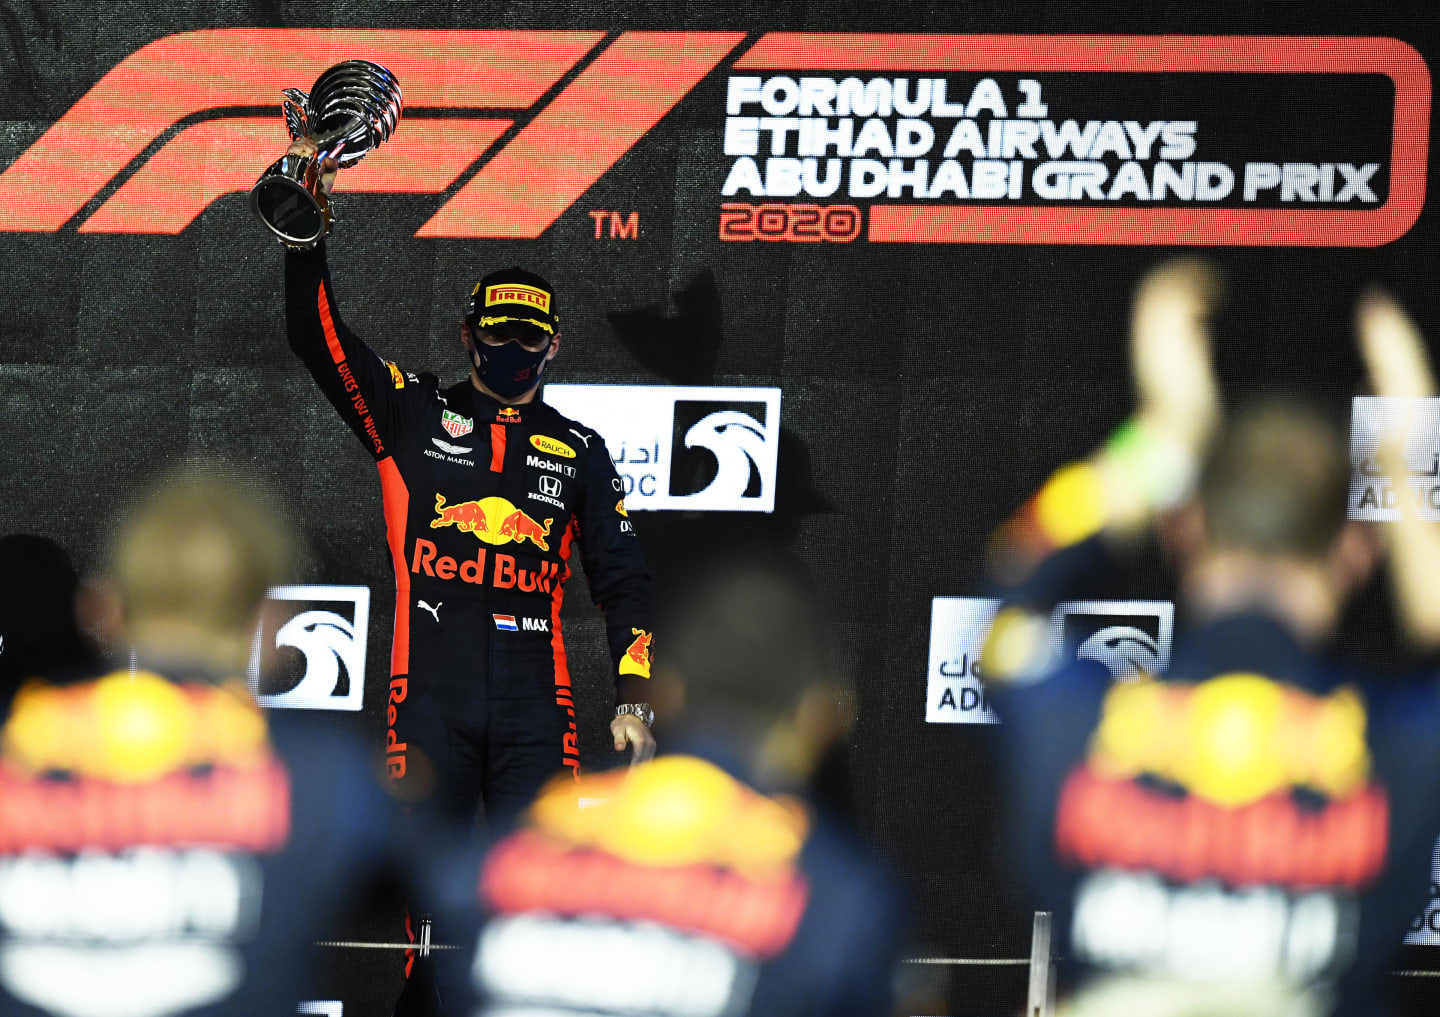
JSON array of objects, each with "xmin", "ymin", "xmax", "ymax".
[{"xmin": 493, "ymin": 614, "xmax": 518, "ymax": 631}]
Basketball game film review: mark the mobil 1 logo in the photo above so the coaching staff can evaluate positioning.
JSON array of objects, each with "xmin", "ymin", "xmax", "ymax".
[
  {"xmin": 543, "ymin": 385, "xmax": 782, "ymax": 512},
  {"xmin": 926, "ymin": 597, "xmax": 1173, "ymax": 724},
  {"xmin": 246, "ymin": 585, "xmax": 370, "ymax": 712}
]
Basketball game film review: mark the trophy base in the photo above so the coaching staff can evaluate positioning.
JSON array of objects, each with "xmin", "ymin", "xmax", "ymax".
[{"xmin": 250, "ymin": 154, "xmax": 332, "ymax": 249}]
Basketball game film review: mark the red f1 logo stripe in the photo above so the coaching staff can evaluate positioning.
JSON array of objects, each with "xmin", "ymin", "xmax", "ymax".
[
  {"xmin": 0, "ymin": 29, "xmax": 605, "ymax": 232},
  {"xmin": 79, "ymin": 119, "xmax": 512, "ymax": 234},
  {"xmin": 418, "ymin": 31, "xmax": 745, "ymax": 238}
]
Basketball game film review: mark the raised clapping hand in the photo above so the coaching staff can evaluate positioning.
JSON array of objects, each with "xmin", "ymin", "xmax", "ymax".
[
  {"xmin": 1130, "ymin": 257, "xmax": 1226, "ymax": 460},
  {"xmin": 1356, "ymin": 289, "xmax": 1440, "ymax": 647}
]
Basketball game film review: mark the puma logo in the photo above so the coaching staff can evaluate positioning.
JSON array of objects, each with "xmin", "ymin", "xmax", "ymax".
[
  {"xmin": 417, "ymin": 600, "xmax": 442, "ymax": 623},
  {"xmin": 569, "ymin": 428, "xmax": 592, "ymax": 449}
]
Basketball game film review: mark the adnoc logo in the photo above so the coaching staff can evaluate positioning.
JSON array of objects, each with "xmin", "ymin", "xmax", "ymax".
[{"xmin": 544, "ymin": 385, "xmax": 783, "ymax": 513}]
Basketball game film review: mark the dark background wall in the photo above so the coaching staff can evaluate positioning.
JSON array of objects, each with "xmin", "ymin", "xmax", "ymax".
[{"xmin": 2, "ymin": 2, "xmax": 1438, "ymax": 1014}]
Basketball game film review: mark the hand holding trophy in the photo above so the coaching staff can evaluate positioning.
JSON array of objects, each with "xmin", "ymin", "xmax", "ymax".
[{"xmin": 250, "ymin": 60, "xmax": 403, "ymax": 249}]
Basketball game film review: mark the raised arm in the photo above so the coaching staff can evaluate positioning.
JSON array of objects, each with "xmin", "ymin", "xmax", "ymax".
[
  {"xmin": 991, "ymin": 259, "xmax": 1223, "ymax": 584},
  {"xmin": 1356, "ymin": 291, "xmax": 1440, "ymax": 648},
  {"xmin": 983, "ymin": 259, "xmax": 1223, "ymax": 682},
  {"xmin": 283, "ymin": 242, "xmax": 420, "ymax": 459}
]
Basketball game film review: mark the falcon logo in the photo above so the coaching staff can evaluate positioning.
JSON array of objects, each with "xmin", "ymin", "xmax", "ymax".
[
  {"xmin": 0, "ymin": 29, "xmax": 744, "ymax": 236},
  {"xmin": 249, "ymin": 585, "xmax": 372, "ymax": 712},
  {"xmin": 683, "ymin": 410, "xmax": 768, "ymax": 501},
  {"xmin": 1076, "ymin": 626, "xmax": 1163, "ymax": 682}
]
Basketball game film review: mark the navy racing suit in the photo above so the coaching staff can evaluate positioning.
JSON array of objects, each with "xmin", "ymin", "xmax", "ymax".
[
  {"xmin": 284, "ymin": 244, "xmax": 654, "ymax": 828},
  {"xmin": 427, "ymin": 750, "xmax": 907, "ymax": 1017}
]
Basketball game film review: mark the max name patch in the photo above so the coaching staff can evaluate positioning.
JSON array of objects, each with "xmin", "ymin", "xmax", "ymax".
[{"xmin": 486, "ymin": 284, "xmax": 550, "ymax": 312}]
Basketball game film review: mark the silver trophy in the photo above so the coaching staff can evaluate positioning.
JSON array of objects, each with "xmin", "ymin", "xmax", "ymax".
[{"xmin": 250, "ymin": 60, "xmax": 403, "ymax": 248}]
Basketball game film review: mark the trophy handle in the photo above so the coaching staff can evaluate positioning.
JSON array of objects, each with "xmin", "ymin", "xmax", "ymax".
[
  {"xmin": 249, "ymin": 152, "xmax": 332, "ymax": 249},
  {"xmin": 281, "ymin": 88, "xmax": 311, "ymax": 140}
]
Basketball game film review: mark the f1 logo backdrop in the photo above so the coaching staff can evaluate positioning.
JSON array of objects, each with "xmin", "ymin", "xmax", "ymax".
[
  {"xmin": 0, "ymin": 31, "xmax": 1426, "ymax": 245},
  {"xmin": 543, "ymin": 385, "xmax": 783, "ymax": 512},
  {"xmin": 925, "ymin": 596, "xmax": 1174, "ymax": 724},
  {"xmin": 0, "ymin": 29, "xmax": 745, "ymax": 237},
  {"xmin": 247, "ymin": 585, "xmax": 371, "ymax": 712}
]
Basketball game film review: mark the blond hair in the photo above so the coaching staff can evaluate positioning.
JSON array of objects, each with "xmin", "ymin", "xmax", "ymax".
[{"xmin": 110, "ymin": 470, "xmax": 295, "ymax": 637}]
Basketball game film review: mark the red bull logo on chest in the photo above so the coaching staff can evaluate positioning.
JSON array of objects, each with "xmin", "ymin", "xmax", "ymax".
[{"xmin": 431, "ymin": 494, "xmax": 552, "ymax": 551}]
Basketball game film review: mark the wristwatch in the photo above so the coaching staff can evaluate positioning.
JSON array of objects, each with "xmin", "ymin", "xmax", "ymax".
[{"xmin": 615, "ymin": 702, "xmax": 655, "ymax": 727}]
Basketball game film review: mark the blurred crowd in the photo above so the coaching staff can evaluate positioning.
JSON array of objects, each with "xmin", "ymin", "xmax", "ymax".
[{"xmin": 2, "ymin": 264, "xmax": 1439, "ymax": 1017}]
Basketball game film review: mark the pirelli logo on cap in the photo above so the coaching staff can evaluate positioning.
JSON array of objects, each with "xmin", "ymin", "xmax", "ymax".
[{"xmin": 486, "ymin": 284, "xmax": 551, "ymax": 313}]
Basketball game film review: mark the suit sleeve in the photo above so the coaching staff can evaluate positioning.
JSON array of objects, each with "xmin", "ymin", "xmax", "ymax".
[
  {"xmin": 573, "ymin": 435, "xmax": 654, "ymax": 707},
  {"xmin": 284, "ymin": 244, "xmax": 422, "ymax": 458}
]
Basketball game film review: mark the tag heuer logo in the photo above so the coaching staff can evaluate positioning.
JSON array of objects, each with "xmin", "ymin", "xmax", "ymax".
[{"xmin": 442, "ymin": 410, "xmax": 474, "ymax": 439}]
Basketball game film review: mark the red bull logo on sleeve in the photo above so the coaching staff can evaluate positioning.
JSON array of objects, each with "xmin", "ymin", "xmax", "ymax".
[{"xmin": 620, "ymin": 629, "xmax": 653, "ymax": 678}]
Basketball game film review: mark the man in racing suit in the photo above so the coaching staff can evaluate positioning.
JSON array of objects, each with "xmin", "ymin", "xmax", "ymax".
[
  {"xmin": 280, "ymin": 145, "xmax": 656, "ymax": 837},
  {"xmin": 981, "ymin": 263, "xmax": 1440, "ymax": 1017}
]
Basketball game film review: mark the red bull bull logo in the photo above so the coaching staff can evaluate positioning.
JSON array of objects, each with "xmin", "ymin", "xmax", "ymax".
[
  {"xmin": 431, "ymin": 494, "xmax": 489, "ymax": 534},
  {"xmin": 498, "ymin": 509, "xmax": 553, "ymax": 550},
  {"xmin": 431, "ymin": 494, "xmax": 552, "ymax": 551}
]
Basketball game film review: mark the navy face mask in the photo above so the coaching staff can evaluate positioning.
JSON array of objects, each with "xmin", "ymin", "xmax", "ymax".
[{"xmin": 471, "ymin": 330, "xmax": 552, "ymax": 398}]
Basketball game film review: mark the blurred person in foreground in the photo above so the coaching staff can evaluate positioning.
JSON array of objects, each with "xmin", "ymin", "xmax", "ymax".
[
  {"xmin": 426, "ymin": 557, "xmax": 906, "ymax": 1017},
  {"xmin": 0, "ymin": 534, "xmax": 101, "ymax": 702},
  {"xmin": 980, "ymin": 261, "xmax": 1440, "ymax": 1017},
  {"xmin": 0, "ymin": 471, "xmax": 406, "ymax": 1017}
]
